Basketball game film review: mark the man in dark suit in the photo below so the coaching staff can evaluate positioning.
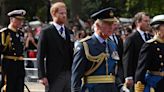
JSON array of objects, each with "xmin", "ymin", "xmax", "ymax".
[
  {"xmin": 37, "ymin": 2, "xmax": 73, "ymax": 92},
  {"xmin": 123, "ymin": 12, "xmax": 152, "ymax": 89},
  {"xmin": 110, "ymin": 28, "xmax": 124, "ymax": 82}
]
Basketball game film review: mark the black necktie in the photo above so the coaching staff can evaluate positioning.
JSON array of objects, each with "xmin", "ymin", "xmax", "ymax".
[
  {"xmin": 59, "ymin": 27, "xmax": 64, "ymax": 34},
  {"xmin": 103, "ymin": 41, "xmax": 106, "ymax": 46},
  {"xmin": 112, "ymin": 35, "xmax": 117, "ymax": 44},
  {"xmin": 144, "ymin": 33, "xmax": 149, "ymax": 41}
]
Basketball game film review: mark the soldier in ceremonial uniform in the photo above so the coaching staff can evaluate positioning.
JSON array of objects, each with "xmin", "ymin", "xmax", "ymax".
[
  {"xmin": 71, "ymin": 7, "xmax": 127, "ymax": 92},
  {"xmin": 135, "ymin": 14, "xmax": 164, "ymax": 92},
  {"xmin": 0, "ymin": 9, "xmax": 26, "ymax": 92}
]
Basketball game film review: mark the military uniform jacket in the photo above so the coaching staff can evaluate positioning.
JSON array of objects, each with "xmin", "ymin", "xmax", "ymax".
[
  {"xmin": 135, "ymin": 36, "xmax": 164, "ymax": 91},
  {"xmin": 0, "ymin": 28, "xmax": 25, "ymax": 77},
  {"xmin": 71, "ymin": 34, "xmax": 122, "ymax": 92}
]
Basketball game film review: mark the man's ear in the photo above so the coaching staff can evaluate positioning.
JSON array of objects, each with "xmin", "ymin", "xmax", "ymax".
[
  {"xmin": 52, "ymin": 11, "xmax": 57, "ymax": 17},
  {"xmin": 96, "ymin": 22, "xmax": 101, "ymax": 30}
]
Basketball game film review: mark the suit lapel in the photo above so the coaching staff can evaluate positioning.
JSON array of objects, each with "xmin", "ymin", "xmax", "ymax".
[
  {"xmin": 64, "ymin": 27, "xmax": 71, "ymax": 41},
  {"xmin": 50, "ymin": 25, "xmax": 67, "ymax": 56},
  {"xmin": 135, "ymin": 31, "xmax": 145, "ymax": 43}
]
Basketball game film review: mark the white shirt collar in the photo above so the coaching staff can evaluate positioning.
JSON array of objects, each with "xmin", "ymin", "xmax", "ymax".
[
  {"xmin": 52, "ymin": 22, "xmax": 65, "ymax": 31},
  {"xmin": 137, "ymin": 27, "xmax": 144, "ymax": 35},
  {"xmin": 94, "ymin": 33, "xmax": 105, "ymax": 44},
  {"xmin": 52, "ymin": 22, "xmax": 66, "ymax": 39},
  {"xmin": 137, "ymin": 27, "xmax": 146, "ymax": 42}
]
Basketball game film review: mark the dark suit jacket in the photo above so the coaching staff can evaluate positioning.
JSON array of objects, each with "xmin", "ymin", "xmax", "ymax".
[
  {"xmin": 37, "ymin": 24, "xmax": 73, "ymax": 83},
  {"xmin": 115, "ymin": 35, "xmax": 124, "ymax": 82},
  {"xmin": 115, "ymin": 35, "xmax": 123, "ymax": 60},
  {"xmin": 123, "ymin": 31, "xmax": 145, "ymax": 78}
]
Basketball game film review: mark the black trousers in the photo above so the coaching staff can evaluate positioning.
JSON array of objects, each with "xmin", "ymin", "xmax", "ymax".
[
  {"xmin": 48, "ymin": 71, "xmax": 71, "ymax": 92},
  {"xmin": 6, "ymin": 75, "xmax": 24, "ymax": 92},
  {"xmin": 155, "ymin": 78, "xmax": 164, "ymax": 92}
]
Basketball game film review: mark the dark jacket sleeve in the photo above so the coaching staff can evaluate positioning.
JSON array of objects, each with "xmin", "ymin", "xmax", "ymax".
[
  {"xmin": 37, "ymin": 28, "xmax": 47, "ymax": 79},
  {"xmin": 71, "ymin": 42, "xmax": 88, "ymax": 92},
  {"xmin": 135, "ymin": 43, "xmax": 151, "ymax": 84},
  {"xmin": 123, "ymin": 36, "xmax": 135, "ymax": 78}
]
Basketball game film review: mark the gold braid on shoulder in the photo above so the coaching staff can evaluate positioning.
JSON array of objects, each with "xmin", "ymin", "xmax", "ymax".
[
  {"xmin": 1, "ymin": 32, "xmax": 12, "ymax": 52},
  {"xmin": 82, "ymin": 42, "xmax": 108, "ymax": 76}
]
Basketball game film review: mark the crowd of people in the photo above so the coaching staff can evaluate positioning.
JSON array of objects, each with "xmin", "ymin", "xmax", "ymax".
[{"xmin": 0, "ymin": 1, "xmax": 163, "ymax": 92}]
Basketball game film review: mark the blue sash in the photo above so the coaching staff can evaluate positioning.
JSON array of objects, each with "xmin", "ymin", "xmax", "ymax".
[
  {"xmin": 107, "ymin": 40, "xmax": 118, "ymax": 73},
  {"xmin": 144, "ymin": 69, "xmax": 164, "ymax": 92}
]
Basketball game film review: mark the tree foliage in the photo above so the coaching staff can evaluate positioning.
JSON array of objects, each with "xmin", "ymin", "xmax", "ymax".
[
  {"xmin": 0, "ymin": 0, "xmax": 164, "ymax": 26},
  {"xmin": 67, "ymin": 0, "xmax": 164, "ymax": 19}
]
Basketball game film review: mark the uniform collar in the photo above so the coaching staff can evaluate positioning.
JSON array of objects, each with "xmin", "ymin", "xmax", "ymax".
[
  {"xmin": 8, "ymin": 24, "xmax": 17, "ymax": 32},
  {"xmin": 94, "ymin": 33, "xmax": 105, "ymax": 44}
]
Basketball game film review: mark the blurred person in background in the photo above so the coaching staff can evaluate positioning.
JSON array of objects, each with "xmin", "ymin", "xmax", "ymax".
[
  {"xmin": 109, "ymin": 21, "xmax": 124, "ymax": 83},
  {"xmin": 25, "ymin": 30, "xmax": 38, "ymax": 68}
]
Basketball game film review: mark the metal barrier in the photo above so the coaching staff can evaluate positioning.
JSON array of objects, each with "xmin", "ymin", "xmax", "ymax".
[{"xmin": 24, "ymin": 58, "xmax": 45, "ymax": 92}]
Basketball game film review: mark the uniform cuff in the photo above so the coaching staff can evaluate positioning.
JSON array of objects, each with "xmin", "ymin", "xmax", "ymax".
[
  {"xmin": 135, "ymin": 81, "xmax": 145, "ymax": 92},
  {"xmin": 125, "ymin": 76, "xmax": 133, "ymax": 81}
]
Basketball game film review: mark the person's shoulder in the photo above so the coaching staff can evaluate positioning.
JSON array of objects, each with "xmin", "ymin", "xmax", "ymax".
[
  {"xmin": 79, "ymin": 36, "xmax": 92, "ymax": 43},
  {"xmin": 74, "ymin": 36, "xmax": 92, "ymax": 51},
  {"xmin": 146, "ymin": 38, "xmax": 156, "ymax": 44},
  {"xmin": 42, "ymin": 24, "xmax": 53, "ymax": 31},
  {"xmin": 130, "ymin": 31, "xmax": 139, "ymax": 37},
  {"xmin": 0, "ymin": 27, "xmax": 7, "ymax": 32}
]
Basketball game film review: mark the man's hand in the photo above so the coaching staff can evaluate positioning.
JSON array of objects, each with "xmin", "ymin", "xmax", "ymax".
[
  {"xmin": 39, "ymin": 77, "xmax": 49, "ymax": 86},
  {"xmin": 120, "ymin": 85, "xmax": 130, "ymax": 92},
  {"xmin": 125, "ymin": 79, "xmax": 134, "ymax": 88}
]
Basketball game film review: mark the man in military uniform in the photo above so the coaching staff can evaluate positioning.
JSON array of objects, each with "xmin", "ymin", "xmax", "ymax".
[
  {"xmin": 0, "ymin": 9, "xmax": 26, "ymax": 92},
  {"xmin": 135, "ymin": 15, "xmax": 164, "ymax": 92},
  {"xmin": 71, "ymin": 7, "xmax": 127, "ymax": 92}
]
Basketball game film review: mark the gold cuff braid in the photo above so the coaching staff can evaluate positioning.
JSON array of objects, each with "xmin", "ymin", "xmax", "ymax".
[{"xmin": 135, "ymin": 81, "xmax": 145, "ymax": 92}]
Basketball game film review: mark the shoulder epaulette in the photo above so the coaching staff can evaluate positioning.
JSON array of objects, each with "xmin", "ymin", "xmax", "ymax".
[
  {"xmin": 146, "ymin": 38, "xmax": 156, "ymax": 43},
  {"xmin": 0, "ymin": 27, "xmax": 7, "ymax": 32},
  {"xmin": 79, "ymin": 36, "xmax": 91, "ymax": 42}
]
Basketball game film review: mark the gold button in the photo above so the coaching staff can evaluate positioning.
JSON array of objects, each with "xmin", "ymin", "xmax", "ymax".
[
  {"xmin": 161, "ymin": 62, "xmax": 164, "ymax": 66},
  {"xmin": 159, "ymin": 55, "xmax": 162, "ymax": 58},
  {"xmin": 157, "ymin": 48, "xmax": 160, "ymax": 51},
  {"xmin": 13, "ymin": 48, "xmax": 15, "ymax": 50},
  {"xmin": 154, "ymin": 42, "xmax": 157, "ymax": 44}
]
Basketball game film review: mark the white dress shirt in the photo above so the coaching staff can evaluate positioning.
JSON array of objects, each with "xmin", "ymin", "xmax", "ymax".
[
  {"xmin": 137, "ymin": 28, "xmax": 147, "ymax": 42},
  {"xmin": 52, "ymin": 22, "xmax": 66, "ymax": 39}
]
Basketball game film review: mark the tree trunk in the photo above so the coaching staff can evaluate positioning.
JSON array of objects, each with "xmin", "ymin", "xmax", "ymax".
[{"xmin": 71, "ymin": 0, "xmax": 82, "ymax": 19}]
